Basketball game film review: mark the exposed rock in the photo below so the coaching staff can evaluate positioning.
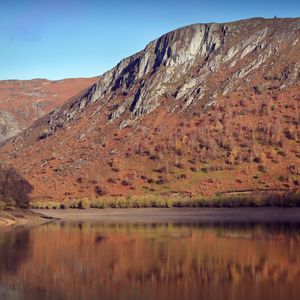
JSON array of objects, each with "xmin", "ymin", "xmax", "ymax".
[
  {"xmin": 0, "ymin": 111, "xmax": 20, "ymax": 143},
  {"xmin": 5, "ymin": 17, "xmax": 300, "ymax": 146},
  {"xmin": 109, "ymin": 105, "xmax": 126, "ymax": 121},
  {"xmin": 79, "ymin": 18, "xmax": 300, "ymax": 122}
]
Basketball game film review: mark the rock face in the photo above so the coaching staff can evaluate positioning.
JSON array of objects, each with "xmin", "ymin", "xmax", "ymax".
[
  {"xmin": 17, "ymin": 17, "xmax": 299, "ymax": 141},
  {"xmin": 0, "ymin": 111, "xmax": 20, "ymax": 143},
  {"xmin": 0, "ymin": 17, "xmax": 299, "ymax": 200}
]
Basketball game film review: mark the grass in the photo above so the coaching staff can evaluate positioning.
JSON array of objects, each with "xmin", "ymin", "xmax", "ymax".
[{"xmin": 29, "ymin": 190, "xmax": 300, "ymax": 209}]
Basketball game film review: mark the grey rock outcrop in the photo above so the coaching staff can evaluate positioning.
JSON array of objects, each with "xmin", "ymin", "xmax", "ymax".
[
  {"xmin": 0, "ymin": 111, "xmax": 21, "ymax": 143},
  {"xmin": 90, "ymin": 17, "xmax": 300, "ymax": 120},
  {"xmin": 11, "ymin": 17, "xmax": 300, "ymax": 143}
]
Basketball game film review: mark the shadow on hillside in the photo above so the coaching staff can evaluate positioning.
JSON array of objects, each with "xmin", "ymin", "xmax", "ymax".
[{"xmin": 0, "ymin": 166, "xmax": 33, "ymax": 208}]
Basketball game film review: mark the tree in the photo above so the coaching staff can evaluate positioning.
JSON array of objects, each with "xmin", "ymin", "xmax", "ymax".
[
  {"xmin": 227, "ymin": 146, "xmax": 239, "ymax": 164},
  {"xmin": 0, "ymin": 166, "xmax": 33, "ymax": 208}
]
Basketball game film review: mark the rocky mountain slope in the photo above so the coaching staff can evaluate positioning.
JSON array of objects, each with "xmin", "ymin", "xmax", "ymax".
[
  {"xmin": 0, "ymin": 17, "xmax": 299, "ymax": 201},
  {"xmin": 0, "ymin": 77, "xmax": 96, "ymax": 142}
]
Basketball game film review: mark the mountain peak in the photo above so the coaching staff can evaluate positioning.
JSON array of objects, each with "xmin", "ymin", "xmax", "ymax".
[{"xmin": 1, "ymin": 17, "xmax": 299, "ymax": 200}]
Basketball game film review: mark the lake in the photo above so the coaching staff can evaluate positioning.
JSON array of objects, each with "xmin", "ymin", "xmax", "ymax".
[{"xmin": 0, "ymin": 208, "xmax": 300, "ymax": 300}]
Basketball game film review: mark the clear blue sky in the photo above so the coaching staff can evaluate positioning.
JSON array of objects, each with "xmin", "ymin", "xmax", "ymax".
[{"xmin": 1, "ymin": 0, "xmax": 299, "ymax": 80}]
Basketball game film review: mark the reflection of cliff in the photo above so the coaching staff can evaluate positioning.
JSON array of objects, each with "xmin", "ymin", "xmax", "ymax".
[
  {"xmin": 0, "ymin": 229, "xmax": 30, "ymax": 276},
  {"xmin": 2, "ymin": 223, "xmax": 299, "ymax": 300}
]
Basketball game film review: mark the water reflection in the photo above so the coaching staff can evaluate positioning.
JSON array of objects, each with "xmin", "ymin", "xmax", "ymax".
[
  {"xmin": 0, "ymin": 222, "xmax": 299, "ymax": 300},
  {"xmin": 0, "ymin": 228, "xmax": 30, "ymax": 276},
  {"xmin": 0, "ymin": 228, "xmax": 31, "ymax": 300}
]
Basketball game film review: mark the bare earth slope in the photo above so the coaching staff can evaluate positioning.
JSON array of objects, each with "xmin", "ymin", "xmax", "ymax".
[
  {"xmin": 0, "ymin": 77, "xmax": 96, "ymax": 142},
  {"xmin": 0, "ymin": 17, "xmax": 299, "ymax": 201}
]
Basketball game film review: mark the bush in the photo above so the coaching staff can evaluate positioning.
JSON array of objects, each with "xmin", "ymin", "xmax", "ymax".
[
  {"xmin": 258, "ymin": 165, "xmax": 268, "ymax": 173},
  {"xmin": 175, "ymin": 163, "xmax": 184, "ymax": 169},
  {"xmin": 156, "ymin": 178, "xmax": 166, "ymax": 185},
  {"xmin": 107, "ymin": 178, "xmax": 117, "ymax": 184},
  {"xmin": 94, "ymin": 186, "xmax": 106, "ymax": 196},
  {"xmin": 165, "ymin": 199, "xmax": 173, "ymax": 208},
  {"xmin": 177, "ymin": 174, "xmax": 187, "ymax": 179},
  {"xmin": 90, "ymin": 199, "xmax": 107, "ymax": 209},
  {"xmin": 253, "ymin": 85, "xmax": 266, "ymax": 94},
  {"xmin": 76, "ymin": 198, "xmax": 90, "ymax": 209},
  {"xmin": 121, "ymin": 179, "xmax": 133, "ymax": 186}
]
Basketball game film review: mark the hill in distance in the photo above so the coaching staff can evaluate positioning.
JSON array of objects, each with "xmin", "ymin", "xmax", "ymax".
[
  {"xmin": 0, "ymin": 77, "xmax": 96, "ymax": 143},
  {"xmin": 0, "ymin": 17, "xmax": 299, "ymax": 203}
]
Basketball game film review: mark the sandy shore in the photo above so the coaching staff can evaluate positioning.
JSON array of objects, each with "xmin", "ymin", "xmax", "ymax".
[
  {"xmin": 33, "ymin": 207, "xmax": 300, "ymax": 224},
  {"xmin": 0, "ymin": 208, "xmax": 54, "ymax": 227}
]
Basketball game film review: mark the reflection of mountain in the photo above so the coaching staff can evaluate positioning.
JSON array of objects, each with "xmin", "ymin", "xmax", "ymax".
[
  {"xmin": 0, "ymin": 223, "xmax": 299, "ymax": 300},
  {"xmin": 0, "ymin": 228, "xmax": 65, "ymax": 300}
]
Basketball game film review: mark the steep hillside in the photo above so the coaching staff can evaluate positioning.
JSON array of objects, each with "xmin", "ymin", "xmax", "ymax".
[
  {"xmin": 0, "ymin": 17, "xmax": 299, "ymax": 202},
  {"xmin": 0, "ymin": 77, "xmax": 96, "ymax": 142}
]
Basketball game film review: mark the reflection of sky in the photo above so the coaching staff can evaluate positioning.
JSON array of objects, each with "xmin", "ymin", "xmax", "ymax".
[{"xmin": 0, "ymin": 0, "xmax": 299, "ymax": 80}]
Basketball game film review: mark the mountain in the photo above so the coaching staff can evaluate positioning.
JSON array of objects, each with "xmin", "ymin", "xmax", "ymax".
[
  {"xmin": 0, "ymin": 77, "xmax": 96, "ymax": 143},
  {"xmin": 0, "ymin": 17, "xmax": 299, "ymax": 202}
]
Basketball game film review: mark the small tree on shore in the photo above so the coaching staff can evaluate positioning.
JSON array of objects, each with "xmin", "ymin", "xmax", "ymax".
[{"xmin": 0, "ymin": 166, "xmax": 33, "ymax": 208}]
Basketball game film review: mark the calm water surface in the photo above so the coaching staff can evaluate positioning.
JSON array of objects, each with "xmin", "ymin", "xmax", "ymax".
[{"xmin": 0, "ymin": 220, "xmax": 299, "ymax": 300}]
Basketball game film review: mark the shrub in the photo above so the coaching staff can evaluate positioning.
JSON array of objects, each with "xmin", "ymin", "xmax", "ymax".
[
  {"xmin": 95, "ymin": 186, "xmax": 106, "ymax": 196},
  {"xmin": 165, "ymin": 199, "xmax": 173, "ymax": 208},
  {"xmin": 107, "ymin": 178, "xmax": 117, "ymax": 184},
  {"xmin": 149, "ymin": 155, "xmax": 158, "ymax": 160},
  {"xmin": 76, "ymin": 177, "xmax": 83, "ymax": 183},
  {"xmin": 91, "ymin": 199, "xmax": 107, "ymax": 209},
  {"xmin": 258, "ymin": 165, "xmax": 268, "ymax": 173},
  {"xmin": 77, "ymin": 198, "xmax": 90, "ymax": 209},
  {"xmin": 154, "ymin": 167, "xmax": 166, "ymax": 173},
  {"xmin": 177, "ymin": 174, "xmax": 187, "ymax": 179},
  {"xmin": 121, "ymin": 179, "xmax": 133, "ymax": 186},
  {"xmin": 284, "ymin": 128, "xmax": 297, "ymax": 140},
  {"xmin": 253, "ymin": 85, "xmax": 266, "ymax": 94},
  {"xmin": 277, "ymin": 150, "xmax": 286, "ymax": 157},
  {"xmin": 278, "ymin": 175, "xmax": 289, "ymax": 182},
  {"xmin": 174, "ymin": 163, "xmax": 184, "ymax": 169},
  {"xmin": 156, "ymin": 178, "xmax": 166, "ymax": 185}
]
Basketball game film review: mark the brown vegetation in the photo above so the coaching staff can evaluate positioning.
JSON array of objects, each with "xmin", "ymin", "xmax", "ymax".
[{"xmin": 0, "ymin": 18, "xmax": 299, "ymax": 204}]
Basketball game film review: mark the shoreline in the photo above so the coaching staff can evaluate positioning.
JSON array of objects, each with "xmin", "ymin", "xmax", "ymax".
[
  {"xmin": 29, "ymin": 190, "xmax": 300, "ymax": 210},
  {"xmin": 32, "ymin": 207, "xmax": 300, "ymax": 224},
  {"xmin": 0, "ymin": 208, "xmax": 56, "ymax": 227}
]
